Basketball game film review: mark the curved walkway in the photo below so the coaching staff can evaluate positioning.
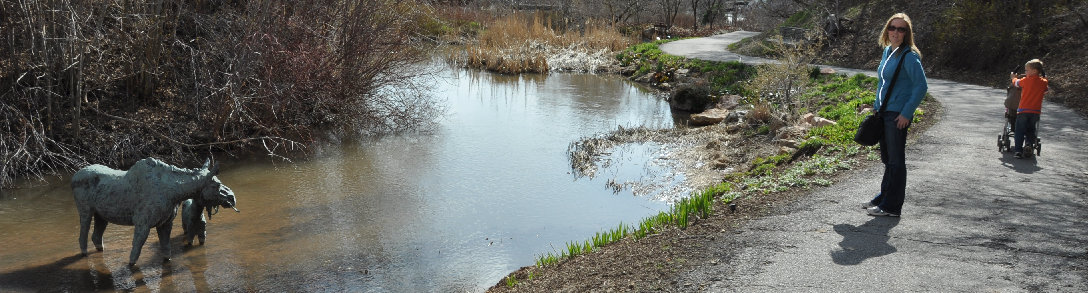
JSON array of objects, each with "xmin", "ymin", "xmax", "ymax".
[{"xmin": 662, "ymin": 31, "xmax": 1088, "ymax": 291}]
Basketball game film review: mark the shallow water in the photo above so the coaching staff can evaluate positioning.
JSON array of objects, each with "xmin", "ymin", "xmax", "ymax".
[{"xmin": 0, "ymin": 67, "xmax": 683, "ymax": 292}]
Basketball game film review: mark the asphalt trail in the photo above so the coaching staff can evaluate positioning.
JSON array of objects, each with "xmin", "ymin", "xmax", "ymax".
[{"xmin": 662, "ymin": 31, "xmax": 1088, "ymax": 292}]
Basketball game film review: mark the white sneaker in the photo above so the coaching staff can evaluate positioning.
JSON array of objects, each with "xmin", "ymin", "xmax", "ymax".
[{"xmin": 866, "ymin": 206, "xmax": 899, "ymax": 217}]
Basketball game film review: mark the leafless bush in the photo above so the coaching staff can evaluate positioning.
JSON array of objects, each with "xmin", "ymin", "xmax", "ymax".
[
  {"xmin": 1, "ymin": 0, "xmax": 440, "ymax": 187},
  {"xmin": 745, "ymin": 31, "xmax": 824, "ymax": 120}
]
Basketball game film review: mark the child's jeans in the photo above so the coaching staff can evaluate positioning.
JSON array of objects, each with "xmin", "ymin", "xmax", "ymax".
[{"xmin": 1014, "ymin": 113, "xmax": 1040, "ymax": 153}]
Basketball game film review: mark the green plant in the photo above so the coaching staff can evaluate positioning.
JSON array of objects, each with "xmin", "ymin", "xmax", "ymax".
[
  {"xmin": 618, "ymin": 39, "xmax": 693, "ymax": 77},
  {"xmin": 756, "ymin": 125, "xmax": 771, "ymax": 135},
  {"xmin": 782, "ymin": 10, "xmax": 815, "ymax": 29}
]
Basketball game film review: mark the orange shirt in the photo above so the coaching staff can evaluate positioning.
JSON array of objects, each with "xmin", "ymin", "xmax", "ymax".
[{"xmin": 1014, "ymin": 75, "xmax": 1048, "ymax": 114}]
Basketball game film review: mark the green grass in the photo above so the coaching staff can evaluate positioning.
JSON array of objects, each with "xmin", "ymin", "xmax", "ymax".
[
  {"xmin": 617, "ymin": 40, "xmax": 689, "ymax": 77},
  {"xmin": 617, "ymin": 40, "xmax": 755, "ymax": 96},
  {"xmin": 504, "ymin": 275, "xmax": 518, "ymax": 288},
  {"xmin": 502, "ymin": 271, "xmax": 536, "ymax": 288},
  {"xmin": 535, "ymin": 182, "xmax": 734, "ymax": 267},
  {"xmin": 802, "ymin": 73, "xmax": 878, "ymax": 145}
]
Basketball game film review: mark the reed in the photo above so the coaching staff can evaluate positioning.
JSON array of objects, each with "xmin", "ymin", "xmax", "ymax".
[{"xmin": 460, "ymin": 12, "xmax": 634, "ymax": 74}]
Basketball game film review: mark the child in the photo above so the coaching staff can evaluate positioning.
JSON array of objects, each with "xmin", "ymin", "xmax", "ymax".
[{"xmin": 1009, "ymin": 59, "xmax": 1048, "ymax": 158}]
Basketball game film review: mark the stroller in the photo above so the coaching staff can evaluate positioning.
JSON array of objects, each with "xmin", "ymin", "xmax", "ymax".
[{"xmin": 997, "ymin": 67, "xmax": 1042, "ymax": 157}]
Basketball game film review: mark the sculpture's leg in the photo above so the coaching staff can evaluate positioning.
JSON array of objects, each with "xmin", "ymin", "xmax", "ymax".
[
  {"xmin": 129, "ymin": 226, "xmax": 150, "ymax": 266},
  {"xmin": 91, "ymin": 214, "xmax": 108, "ymax": 251},
  {"xmin": 184, "ymin": 229, "xmax": 194, "ymax": 247},
  {"xmin": 155, "ymin": 223, "xmax": 172, "ymax": 262},
  {"xmin": 78, "ymin": 210, "xmax": 92, "ymax": 256}
]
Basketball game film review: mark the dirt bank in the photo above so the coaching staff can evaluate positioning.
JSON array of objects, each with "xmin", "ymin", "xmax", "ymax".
[{"xmin": 486, "ymin": 36, "xmax": 943, "ymax": 292}]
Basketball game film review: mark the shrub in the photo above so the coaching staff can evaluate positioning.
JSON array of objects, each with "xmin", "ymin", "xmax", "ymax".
[{"xmin": 0, "ymin": 0, "xmax": 442, "ymax": 187}]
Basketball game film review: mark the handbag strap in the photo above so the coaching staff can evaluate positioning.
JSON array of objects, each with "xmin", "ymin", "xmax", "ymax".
[{"xmin": 877, "ymin": 45, "xmax": 908, "ymax": 113}]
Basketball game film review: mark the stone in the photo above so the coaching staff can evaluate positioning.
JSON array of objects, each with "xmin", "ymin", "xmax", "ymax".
[
  {"xmin": 858, "ymin": 104, "xmax": 874, "ymax": 114},
  {"xmin": 776, "ymin": 139, "xmax": 800, "ymax": 149},
  {"xmin": 712, "ymin": 158, "xmax": 730, "ymax": 169},
  {"xmin": 812, "ymin": 117, "xmax": 838, "ymax": 127},
  {"xmin": 800, "ymin": 113, "xmax": 838, "ymax": 127},
  {"xmin": 670, "ymin": 84, "xmax": 713, "ymax": 112},
  {"xmin": 775, "ymin": 125, "xmax": 808, "ymax": 140},
  {"xmin": 715, "ymin": 94, "xmax": 743, "ymax": 110},
  {"xmin": 820, "ymin": 67, "xmax": 837, "ymax": 75},
  {"xmin": 691, "ymin": 108, "xmax": 731, "ymax": 126},
  {"xmin": 726, "ymin": 110, "xmax": 747, "ymax": 123},
  {"xmin": 801, "ymin": 113, "xmax": 817, "ymax": 125}
]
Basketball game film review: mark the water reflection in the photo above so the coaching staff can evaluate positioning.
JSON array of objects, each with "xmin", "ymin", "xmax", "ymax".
[{"xmin": 0, "ymin": 67, "xmax": 680, "ymax": 292}]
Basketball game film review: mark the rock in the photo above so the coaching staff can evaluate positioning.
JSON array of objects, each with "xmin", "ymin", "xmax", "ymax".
[
  {"xmin": 779, "ymin": 146, "xmax": 797, "ymax": 154},
  {"xmin": 776, "ymin": 139, "xmax": 800, "ymax": 148},
  {"xmin": 658, "ymin": 82, "xmax": 672, "ymax": 90},
  {"xmin": 711, "ymin": 158, "xmax": 730, "ymax": 169},
  {"xmin": 715, "ymin": 94, "xmax": 743, "ymax": 110},
  {"xmin": 726, "ymin": 110, "xmax": 747, "ymax": 123},
  {"xmin": 775, "ymin": 125, "xmax": 807, "ymax": 140},
  {"xmin": 669, "ymin": 84, "xmax": 713, "ymax": 112},
  {"xmin": 858, "ymin": 104, "xmax": 873, "ymax": 114},
  {"xmin": 801, "ymin": 113, "xmax": 817, "ymax": 125},
  {"xmin": 812, "ymin": 117, "xmax": 837, "ymax": 127},
  {"xmin": 820, "ymin": 67, "xmax": 837, "ymax": 75},
  {"xmin": 636, "ymin": 72, "xmax": 655, "ymax": 83},
  {"xmin": 800, "ymin": 113, "xmax": 838, "ymax": 127},
  {"xmin": 691, "ymin": 108, "xmax": 731, "ymax": 126}
]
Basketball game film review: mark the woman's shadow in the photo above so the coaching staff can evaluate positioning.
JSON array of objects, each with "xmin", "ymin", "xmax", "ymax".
[{"xmin": 830, "ymin": 217, "xmax": 901, "ymax": 265}]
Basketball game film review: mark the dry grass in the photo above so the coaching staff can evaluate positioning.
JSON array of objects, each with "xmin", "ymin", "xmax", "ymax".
[{"xmin": 461, "ymin": 12, "xmax": 635, "ymax": 74}]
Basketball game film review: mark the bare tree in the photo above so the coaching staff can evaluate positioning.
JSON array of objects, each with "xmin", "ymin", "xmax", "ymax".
[
  {"xmin": 690, "ymin": 0, "xmax": 702, "ymax": 30},
  {"xmin": 599, "ymin": 0, "xmax": 646, "ymax": 25},
  {"xmin": 657, "ymin": 0, "xmax": 683, "ymax": 27}
]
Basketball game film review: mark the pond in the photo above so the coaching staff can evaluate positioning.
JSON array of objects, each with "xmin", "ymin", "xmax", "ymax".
[{"xmin": 0, "ymin": 67, "xmax": 686, "ymax": 292}]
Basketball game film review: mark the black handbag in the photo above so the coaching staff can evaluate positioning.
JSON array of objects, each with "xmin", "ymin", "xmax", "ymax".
[{"xmin": 855, "ymin": 46, "xmax": 907, "ymax": 146}]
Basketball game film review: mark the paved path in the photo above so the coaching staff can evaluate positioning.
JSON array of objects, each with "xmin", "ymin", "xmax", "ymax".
[{"xmin": 662, "ymin": 31, "xmax": 1088, "ymax": 292}]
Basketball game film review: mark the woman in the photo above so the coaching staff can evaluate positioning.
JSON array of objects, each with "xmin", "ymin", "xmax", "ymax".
[{"xmin": 862, "ymin": 13, "xmax": 928, "ymax": 217}]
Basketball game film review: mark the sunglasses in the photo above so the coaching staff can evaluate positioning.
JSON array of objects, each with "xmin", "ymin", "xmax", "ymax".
[{"xmin": 887, "ymin": 25, "xmax": 909, "ymax": 33}]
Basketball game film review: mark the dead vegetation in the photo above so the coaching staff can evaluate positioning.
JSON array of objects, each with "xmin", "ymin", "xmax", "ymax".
[
  {"xmin": 452, "ymin": 12, "xmax": 637, "ymax": 74},
  {"xmin": 1, "ymin": 0, "xmax": 442, "ymax": 187}
]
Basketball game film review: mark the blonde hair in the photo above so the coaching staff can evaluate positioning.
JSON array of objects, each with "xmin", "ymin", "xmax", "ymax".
[
  {"xmin": 1026, "ymin": 59, "xmax": 1044, "ymax": 73},
  {"xmin": 879, "ymin": 13, "xmax": 922, "ymax": 58}
]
